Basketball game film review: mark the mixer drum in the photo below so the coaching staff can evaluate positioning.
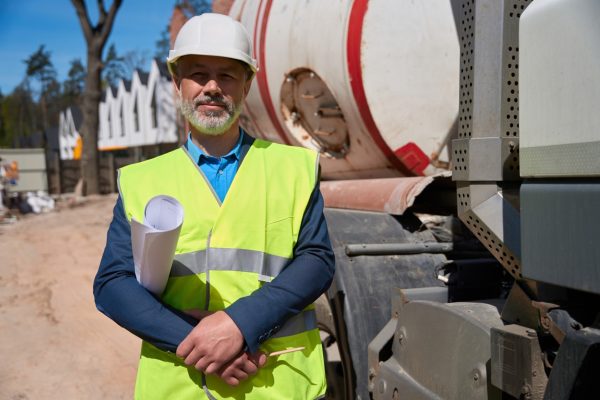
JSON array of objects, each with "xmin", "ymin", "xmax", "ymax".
[{"xmin": 231, "ymin": 0, "xmax": 459, "ymax": 179}]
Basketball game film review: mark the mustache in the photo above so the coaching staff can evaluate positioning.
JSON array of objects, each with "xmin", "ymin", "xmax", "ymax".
[{"xmin": 193, "ymin": 95, "xmax": 228, "ymax": 107}]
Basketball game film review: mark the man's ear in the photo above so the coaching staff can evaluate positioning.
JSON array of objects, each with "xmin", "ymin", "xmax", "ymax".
[
  {"xmin": 171, "ymin": 74, "xmax": 181, "ymax": 96},
  {"xmin": 243, "ymin": 76, "xmax": 254, "ymax": 98}
]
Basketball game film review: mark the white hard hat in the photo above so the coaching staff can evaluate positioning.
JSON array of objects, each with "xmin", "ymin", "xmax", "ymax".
[{"xmin": 167, "ymin": 13, "xmax": 258, "ymax": 76}]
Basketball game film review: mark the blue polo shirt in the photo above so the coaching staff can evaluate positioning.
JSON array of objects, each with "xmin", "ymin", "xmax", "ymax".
[{"xmin": 184, "ymin": 131, "xmax": 244, "ymax": 202}]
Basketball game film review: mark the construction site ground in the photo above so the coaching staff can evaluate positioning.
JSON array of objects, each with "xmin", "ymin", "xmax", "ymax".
[{"xmin": 0, "ymin": 194, "xmax": 139, "ymax": 399}]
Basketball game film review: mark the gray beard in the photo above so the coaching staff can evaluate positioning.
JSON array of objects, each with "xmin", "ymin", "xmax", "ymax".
[{"xmin": 178, "ymin": 94, "xmax": 241, "ymax": 136}]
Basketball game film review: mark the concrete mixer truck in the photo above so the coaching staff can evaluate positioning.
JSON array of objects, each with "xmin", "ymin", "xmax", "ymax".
[{"xmin": 225, "ymin": 0, "xmax": 600, "ymax": 398}]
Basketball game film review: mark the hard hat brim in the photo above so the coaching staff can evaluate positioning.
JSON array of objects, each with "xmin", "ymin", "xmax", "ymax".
[{"xmin": 167, "ymin": 45, "xmax": 258, "ymax": 76}]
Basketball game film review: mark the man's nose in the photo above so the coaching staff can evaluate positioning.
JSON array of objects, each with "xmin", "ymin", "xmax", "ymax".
[{"xmin": 202, "ymin": 79, "xmax": 221, "ymax": 96}]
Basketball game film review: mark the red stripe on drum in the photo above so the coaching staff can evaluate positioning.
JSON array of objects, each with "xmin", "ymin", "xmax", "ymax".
[{"xmin": 347, "ymin": 0, "xmax": 417, "ymax": 175}]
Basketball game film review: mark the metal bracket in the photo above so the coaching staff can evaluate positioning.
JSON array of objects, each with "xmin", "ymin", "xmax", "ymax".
[
  {"xmin": 501, "ymin": 281, "xmax": 542, "ymax": 330},
  {"xmin": 457, "ymin": 182, "xmax": 522, "ymax": 279},
  {"xmin": 531, "ymin": 301, "xmax": 582, "ymax": 345},
  {"xmin": 453, "ymin": 137, "xmax": 520, "ymax": 181}
]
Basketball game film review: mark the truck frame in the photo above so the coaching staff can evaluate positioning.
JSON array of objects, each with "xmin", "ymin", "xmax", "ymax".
[{"xmin": 318, "ymin": 1, "xmax": 600, "ymax": 399}]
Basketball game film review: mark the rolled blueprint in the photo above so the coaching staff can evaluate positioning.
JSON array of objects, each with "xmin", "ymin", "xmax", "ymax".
[{"xmin": 131, "ymin": 195, "xmax": 184, "ymax": 295}]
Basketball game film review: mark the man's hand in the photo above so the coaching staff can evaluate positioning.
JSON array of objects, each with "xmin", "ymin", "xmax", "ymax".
[
  {"xmin": 176, "ymin": 311, "xmax": 244, "ymax": 374},
  {"xmin": 216, "ymin": 351, "xmax": 267, "ymax": 386}
]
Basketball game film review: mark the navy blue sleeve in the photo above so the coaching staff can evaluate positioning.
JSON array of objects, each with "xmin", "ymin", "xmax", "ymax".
[
  {"xmin": 225, "ymin": 183, "xmax": 335, "ymax": 353},
  {"xmin": 93, "ymin": 196, "xmax": 198, "ymax": 353}
]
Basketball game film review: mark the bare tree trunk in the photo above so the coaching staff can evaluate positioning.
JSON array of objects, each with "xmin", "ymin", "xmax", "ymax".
[
  {"xmin": 71, "ymin": 0, "xmax": 122, "ymax": 195},
  {"xmin": 81, "ymin": 43, "xmax": 103, "ymax": 194}
]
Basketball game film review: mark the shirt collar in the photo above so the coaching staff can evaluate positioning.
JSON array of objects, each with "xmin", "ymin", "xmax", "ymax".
[{"xmin": 186, "ymin": 129, "xmax": 245, "ymax": 164}]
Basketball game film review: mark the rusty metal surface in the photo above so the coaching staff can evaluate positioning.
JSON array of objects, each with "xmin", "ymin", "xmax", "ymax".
[{"xmin": 321, "ymin": 173, "xmax": 450, "ymax": 215}]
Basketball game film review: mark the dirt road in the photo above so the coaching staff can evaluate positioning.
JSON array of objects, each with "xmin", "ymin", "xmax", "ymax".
[{"xmin": 0, "ymin": 195, "xmax": 139, "ymax": 399}]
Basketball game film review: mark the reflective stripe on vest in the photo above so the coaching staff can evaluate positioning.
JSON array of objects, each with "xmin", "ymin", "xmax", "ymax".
[
  {"xmin": 120, "ymin": 140, "xmax": 326, "ymax": 399},
  {"xmin": 272, "ymin": 309, "xmax": 317, "ymax": 339},
  {"xmin": 172, "ymin": 248, "xmax": 289, "ymax": 280}
]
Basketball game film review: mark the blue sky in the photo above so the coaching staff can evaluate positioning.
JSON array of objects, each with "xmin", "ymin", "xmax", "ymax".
[{"xmin": 0, "ymin": 0, "xmax": 182, "ymax": 94}]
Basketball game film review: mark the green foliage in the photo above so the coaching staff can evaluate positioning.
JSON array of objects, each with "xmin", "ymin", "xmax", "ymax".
[
  {"xmin": 0, "ymin": 83, "xmax": 40, "ymax": 147},
  {"xmin": 122, "ymin": 49, "xmax": 150, "ymax": 77},
  {"xmin": 102, "ymin": 44, "xmax": 149, "ymax": 90},
  {"xmin": 63, "ymin": 58, "xmax": 86, "ymax": 101},
  {"xmin": 1, "ymin": 45, "xmax": 83, "ymax": 148},
  {"xmin": 22, "ymin": 44, "xmax": 60, "ymax": 134},
  {"xmin": 102, "ymin": 43, "xmax": 127, "ymax": 89},
  {"xmin": 44, "ymin": 77, "xmax": 63, "ymax": 129},
  {"xmin": 154, "ymin": 27, "xmax": 170, "ymax": 60},
  {"xmin": 186, "ymin": 0, "xmax": 212, "ymax": 14},
  {"xmin": 23, "ymin": 45, "xmax": 57, "ymax": 97}
]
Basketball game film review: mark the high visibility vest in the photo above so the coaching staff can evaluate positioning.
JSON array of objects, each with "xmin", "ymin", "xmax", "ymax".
[{"xmin": 118, "ymin": 139, "xmax": 326, "ymax": 400}]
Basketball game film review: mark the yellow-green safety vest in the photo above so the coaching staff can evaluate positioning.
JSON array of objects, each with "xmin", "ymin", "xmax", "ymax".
[{"xmin": 118, "ymin": 139, "xmax": 326, "ymax": 400}]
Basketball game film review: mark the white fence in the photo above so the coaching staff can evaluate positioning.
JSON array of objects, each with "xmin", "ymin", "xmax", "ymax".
[{"xmin": 59, "ymin": 59, "xmax": 178, "ymax": 160}]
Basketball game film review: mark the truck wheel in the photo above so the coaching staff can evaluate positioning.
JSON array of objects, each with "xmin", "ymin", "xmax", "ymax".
[{"xmin": 324, "ymin": 208, "xmax": 448, "ymax": 399}]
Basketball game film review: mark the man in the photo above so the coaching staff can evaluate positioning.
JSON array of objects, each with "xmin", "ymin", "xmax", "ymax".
[{"xmin": 94, "ymin": 13, "xmax": 335, "ymax": 399}]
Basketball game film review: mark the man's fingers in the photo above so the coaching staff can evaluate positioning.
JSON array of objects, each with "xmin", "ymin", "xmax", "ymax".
[
  {"xmin": 221, "ymin": 361, "xmax": 250, "ymax": 381},
  {"xmin": 234, "ymin": 353, "xmax": 260, "ymax": 375},
  {"xmin": 184, "ymin": 347, "xmax": 203, "ymax": 367},
  {"xmin": 232, "ymin": 369, "xmax": 249, "ymax": 382},
  {"xmin": 215, "ymin": 353, "xmax": 258, "ymax": 386},
  {"xmin": 195, "ymin": 356, "xmax": 211, "ymax": 372},
  {"xmin": 218, "ymin": 366, "xmax": 249, "ymax": 386},
  {"xmin": 204, "ymin": 361, "xmax": 222, "ymax": 375},
  {"xmin": 242, "ymin": 360, "xmax": 258, "ymax": 375},
  {"xmin": 176, "ymin": 311, "xmax": 244, "ymax": 373},
  {"xmin": 250, "ymin": 351, "xmax": 267, "ymax": 367},
  {"xmin": 224, "ymin": 376, "xmax": 240, "ymax": 386},
  {"xmin": 176, "ymin": 337, "xmax": 194, "ymax": 359},
  {"xmin": 258, "ymin": 353, "xmax": 267, "ymax": 367},
  {"xmin": 228, "ymin": 356, "xmax": 257, "ymax": 375}
]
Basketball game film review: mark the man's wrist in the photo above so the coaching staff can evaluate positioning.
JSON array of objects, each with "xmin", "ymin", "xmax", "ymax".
[{"xmin": 224, "ymin": 304, "xmax": 256, "ymax": 353}]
